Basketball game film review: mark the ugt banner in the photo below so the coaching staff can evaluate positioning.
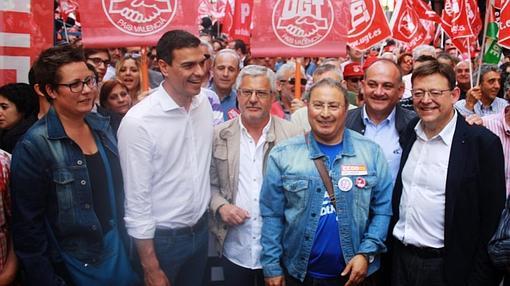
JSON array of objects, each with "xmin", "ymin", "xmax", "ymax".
[
  {"xmin": 251, "ymin": 0, "xmax": 348, "ymax": 57},
  {"xmin": 390, "ymin": 0, "xmax": 428, "ymax": 50},
  {"xmin": 78, "ymin": 0, "xmax": 199, "ymax": 48},
  {"xmin": 348, "ymin": 0, "xmax": 392, "ymax": 51},
  {"xmin": 0, "ymin": 0, "xmax": 53, "ymax": 85}
]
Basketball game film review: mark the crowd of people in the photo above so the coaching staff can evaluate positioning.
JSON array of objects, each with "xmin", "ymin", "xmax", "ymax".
[{"xmin": 0, "ymin": 25, "xmax": 510, "ymax": 286}]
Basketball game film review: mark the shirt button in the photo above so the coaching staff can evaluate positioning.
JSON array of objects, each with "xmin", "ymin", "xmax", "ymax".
[
  {"xmin": 84, "ymin": 204, "xmax": 91, "ymax": 209},
  {"xmin": 80, "ymin": 180, "xmax": 86, "ymax": 185},
  {"xmin": 90, "ymin": 225, "xmax": 97, "ymax": 231},
  {"xmin": 311, "ymin": 213, "xmax": 316, "ymax": 217},
  {"xmin": 77, "ymin": 160, "xmax": 83, "ymax": 165}
]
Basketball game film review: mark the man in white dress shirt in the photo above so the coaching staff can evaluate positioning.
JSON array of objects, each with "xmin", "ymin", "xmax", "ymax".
[
  {"xmin": 209, "ymin": 65, "xmax": 302, "ymax": 286},
  {"xmin": 118, "ymin": 30, "xmax": 213, "ymax": 286}
]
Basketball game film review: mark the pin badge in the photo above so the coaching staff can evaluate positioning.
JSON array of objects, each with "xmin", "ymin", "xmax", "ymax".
[
  {"xmin": 355, "ymin": 177, "xmax": 367, "ymax": 188},
  {"xmin": 338, "ymin": 177, "xmax": 353, "ymax": 192}
]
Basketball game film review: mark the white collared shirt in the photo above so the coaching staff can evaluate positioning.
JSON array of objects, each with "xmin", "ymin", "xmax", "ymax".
[
  {"xmin": 393, "ymin": 111, "xmax": 458, "ymax": 248},
  {"xmin": 118, "ymin": 84, "xmax": 213, "ymax": 239},
  {"xmin": 223, "ymin": 118, "xmax": 271, "ymax": 269}
]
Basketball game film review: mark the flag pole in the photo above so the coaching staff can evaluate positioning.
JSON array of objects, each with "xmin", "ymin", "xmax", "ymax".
[
  {"xmin": 467, "ymin": 38, "xmax": 474, "ymax": 89},
  {"xmin": 476, "ymin": 0, "xmax": 493, "ymax": 86},
  {"xmin": 140, "ymin": 47, "xmax": 150, "ymax": 92},
  {"xmin": 295, "ymin": 60, "xmax": 302, "ymax": 100}
]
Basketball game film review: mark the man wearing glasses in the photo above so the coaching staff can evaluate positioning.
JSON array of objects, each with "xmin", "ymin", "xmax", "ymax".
[
  {"xmin": 84, "ymin": 48, "xmax": 110, "ymax": 82},
  {"xmin": 275, "ymin": 62, "xmax": 307, "ymax": 120},
  {"xmin": 390, "ymin": 60, "xmax": 506, "ymax": 286},
  {"xmin": 261, "ymin": 78, "xmax": 393, "ymax": 286},
  {"xmin": 209, "ymin": 65, "xmax": 302, "ymax": 286}
]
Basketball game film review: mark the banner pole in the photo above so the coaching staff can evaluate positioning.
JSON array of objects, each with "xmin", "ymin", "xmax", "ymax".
[
  {"xmin": 467, "ymin": 37, "xmax": 474, "ymax": 89},
  {"xmin": 295, "ymin": 60, "xmax": 302, "ymax": 100},
  {"xmin": 140, "ymin": 46, "xmax": 150, "ymax": 92}
]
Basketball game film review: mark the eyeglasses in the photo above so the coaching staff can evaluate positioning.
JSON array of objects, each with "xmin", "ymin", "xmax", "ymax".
[
  {"xmin": 411, "ymin": 89, "xmax": 451, "ymax": 98},
  {"xmin": 310, "ymin": 101, "xmax": 344, "ymax": 112},
  {"xmin": 87, "ymin": 57, "xmax": 110, "ymax": 67},
  {"xmin": 238, "ymin": 88, "xmax": 271, "ymax": 99},
  {"xmin": 56, "ymin": 76, "xmax": 97, "ymax": 93},
  {"xmin": 346, "ymin": 77, "xmax": 363, "ymax": 83},
  {"xmin": 286, "ymin": 78, "xmax": 307, "ymax": 86},
  {"xmin": 124, "ymin": 52, "xmax": 141, "ymax": 59}
]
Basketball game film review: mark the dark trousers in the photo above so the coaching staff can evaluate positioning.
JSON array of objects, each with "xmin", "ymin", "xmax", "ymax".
[
  {"xmin": 391, "ymin": 240, "xmax": 447, "ymax": 286},
  {"xmin": 221, "ymin": 257, "xmax": 264, "ymax": 286},
  {"xmin": 153, "ymin": 214, "xmax": 209, "ymax": 286}
]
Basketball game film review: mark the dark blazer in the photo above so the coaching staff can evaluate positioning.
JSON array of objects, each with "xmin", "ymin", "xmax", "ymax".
[
  {"xmin": 345, "ymin": 105, "xmax": 416, "ymax": 141},
  {"xmin": 390, "ymin": 115, "xmax": 506, "ymax": 286}
]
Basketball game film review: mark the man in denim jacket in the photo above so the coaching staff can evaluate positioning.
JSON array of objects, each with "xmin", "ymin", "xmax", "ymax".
[{"xmin": 260, "ymin": 78, "xmax": 394, "ymax": 286}]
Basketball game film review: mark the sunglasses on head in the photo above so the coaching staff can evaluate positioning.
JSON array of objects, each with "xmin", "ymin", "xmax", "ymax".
[{"xmin": 287, "ymin": 78, "xmax": 307, "ymax": 85}]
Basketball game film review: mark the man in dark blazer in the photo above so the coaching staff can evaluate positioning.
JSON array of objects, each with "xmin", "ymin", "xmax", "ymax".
[
  {"xmin": 346, "ymin": 59, "xmax": 416, "ymax": 180},
  {"xmin": 390, "ymin": 60, "xmax": 506, "ymax": 286}
]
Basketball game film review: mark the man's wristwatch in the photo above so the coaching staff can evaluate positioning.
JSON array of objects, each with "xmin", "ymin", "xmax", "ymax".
[{"xmin": 360, "ymin": 253, "xmax": 375, "ymax": 264}]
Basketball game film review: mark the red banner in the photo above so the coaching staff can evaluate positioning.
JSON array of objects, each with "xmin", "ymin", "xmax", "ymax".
[
  {"xmin": 347, "ymin": 0, "xmax": 392, "ymax": 51},
  {"xmin": 221, "ymin": 0, "xmax": 234, "ymax": 36},
  {"xmin": 450, "ymin": 0, "xmax": 474, "ymax": 39},
  {"xmin": 466, "ymin": 0, "xmax": 482, "ymax": 36},
  {"xmin": 0, "ymin": 0, "xmax": 54, "ymax": 85},
  {"xmin": 500, "ymin": 0, "xmax": 510, "ymax": 49},
  {"xmin": 390, "ymin": 0, "xmax": 428, "ymax": 49},
  {"xmin": 251, "ymin": 0, "xmax": 348, "ymax": 57},
  {"xmin": 230, "ymin": 0, "xmax": 253, "ymax": 43},
  {"xmin": 413, "ymin": 0, "xmax": 440, "ymax": 23},
  {"xmin": 78, "ymin": 0, "xmax": 199, "ymax": 48},
  {"xmin": 441, "ymin": 0, "xmax": 477, "ymax": 54}
]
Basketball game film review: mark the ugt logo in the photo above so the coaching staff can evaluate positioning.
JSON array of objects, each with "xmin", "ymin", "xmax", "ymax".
[
  {"xmin": 272, "ymin": 0, "xmax": 334, "ymax": 48},
  {"xmin": 102, "ymin": 0, "xmax": 176, "ymax": 36}
]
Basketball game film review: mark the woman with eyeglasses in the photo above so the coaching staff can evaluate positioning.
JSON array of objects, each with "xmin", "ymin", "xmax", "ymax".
[
  {"xmin": 116, "ymin": 54, "xmax": 142, "ymax": 104},
  {"xmin": 0, "ymin": 83, "xmax": 39, "ymax": 153},
  {"xmin": 10, "ymin": 45, "xmax": 139, "ymax": 285},
  {"xmin": 84, "ymin": 48, "xmax": 111, "ymax": 82}
]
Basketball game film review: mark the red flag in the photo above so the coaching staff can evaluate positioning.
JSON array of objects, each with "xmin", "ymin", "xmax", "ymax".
[
  {"xmin": 78, "ymin": 0, "xmax": 199, "ymax": 48},
  {"xmin": 500, "ymin": 0, "xmax": 510, "ymax": 49},
  {"xmin": 348, "ymin": 0, "xmax": 392, "ymax": 51},
  {"xmin": 59, "ymin": 0, "xmax": 79, "ymax": 21},
  {"xmin": 466, "ymin": 0, "xmax": 482, "ymax": 36},
  {"xmin": 251, "ymin": 0, "xmax": 348, "ymax": 57},
  {"xmin": 441, "ymin": 0, "xmax": 478, "ymax": 54},
  {"xmin": 450, "ymin": 0, "xmax": 474, "ymax": 39},
  {"xmin": 495, "ymin": 0, "xmax": 504, "ymax": 10},
  {"xmin": 422, "ymin": 20, "xmax": 437, "ymax": 45},
  {"xmin": 0, "ymin": 0, "xmax": 53, "ymax": 85},
  {"xmin": 221, "ymin": 0, "xmax": 234, "ymax": 37},
  {"xmin": 390, "ymin": 0, "xmax": 428, "ymax": 49},
  {"xmin": 413, "ymin": 0, "xmax": 441, "ymax": 23},
  {"xmin": 230, "ymin": 0, "xmax": 253, "ymax": 44}
]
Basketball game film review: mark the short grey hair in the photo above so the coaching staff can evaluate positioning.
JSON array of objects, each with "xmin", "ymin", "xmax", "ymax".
[
  {"xmin": 235, "ymin": 65, "xmax": 277, "ymax": 93},
  {"xmin": 312, "ymin": 64, "xmax": 343, "ymax": 82},
  {"xmin": 308, "ymin": 78, "xmax": 349, "ymax": 109},
  {"xmin": 475, "ymin": 64, "xmax": 500, "ymax": 83},
  {"xmin": 199, "ymin": 40, "xmax": 214, "ymax": 60},
  {"xmin": 213, "ymin": 48, "xmax": 240, "ymax": 67},
  {"xmin": 413, "ymin": 45, "xmax": 436, "ymax": 60},
  {"xmin": 275, "ymin": 61, "xmax": 305, "ymax": 81}
]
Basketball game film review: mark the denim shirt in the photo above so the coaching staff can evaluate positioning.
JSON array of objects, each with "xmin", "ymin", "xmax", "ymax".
[
  {"xmin": 260, "ymin": 130, "xmax": 393, "ymax": 281},
  {"xmin": 11, "ymin": 107, "xmax": 126, "ymax": 285}
]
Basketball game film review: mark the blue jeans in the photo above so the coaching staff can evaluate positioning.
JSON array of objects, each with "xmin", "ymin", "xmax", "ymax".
[{"xmin": 153, "ymin": 214, "xmax": 208, "ymax": 286}]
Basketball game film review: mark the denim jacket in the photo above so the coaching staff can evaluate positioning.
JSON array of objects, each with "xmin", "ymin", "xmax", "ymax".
[
  {"xmin": 260, "ymin": 130, "xmax": 393, "ymax": 281},
  {"xmin": 11, "ymin": 108, "xmax": 127, "ymax": 285}
]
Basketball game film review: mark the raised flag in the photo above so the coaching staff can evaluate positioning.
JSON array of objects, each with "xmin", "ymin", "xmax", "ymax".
[
  {"xmin": 0, "ymin": 0, "xmax": 53, "ymax": 85},
  {"xmin": 413, "ymin": 0, "xmax": 440, "ymax": 23},
  {"xmin": 251, "ymin": 0, "xmax": 348, "ymax": 57},
  {"xmin": 348, "ymin": 0, "xmax": 392, "ymax": 51},
  {"xmin": 466, "ymin": 0, "xmax": 482, "ymax": 36},
  {"xmin": 441, "ymin": 0, "xmax": 477, "ymax": 54},
  {"xmin": 59, "ymin": 0, "xmax": 79, "ymax": 22},
  {"xmin": 230, "ymin": 0, "xmax": 253, "ymax": 43},
  {"xmin": 450, "ymin": 0, "xmax": 474, "ymax": 40},
  {"xmin": 221, "ymin": 0, "xmax": 234, "ymax": 36},
  {"xmin": 77, "ymin": 0, "xmax": 199, "ymax": 48},
  {"xmin": 483, "ymin": 1, "xmax": 502, "ymax": 63},
  {"xmin": 390, "ymin": 0, "xmax": 428, "ymax": 49},
  {"xmin": 499, "ymin": 0, "xmax": 510, "ymax": 49}
]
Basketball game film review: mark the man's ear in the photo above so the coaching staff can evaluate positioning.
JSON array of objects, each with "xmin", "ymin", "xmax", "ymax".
[
  {"xmin": 158, "ymin": 59, "xmax": 170, "ymax": 78},
  {"xmin": 451, "ymin": 86, "xmax": 461, "ymax": 102}
]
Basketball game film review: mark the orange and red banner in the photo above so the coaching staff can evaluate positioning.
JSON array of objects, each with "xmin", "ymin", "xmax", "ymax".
[
  {"xmin": 500, "ymin": 0, "xmax": 510, "ymax": 49},
  {"xmin": 347, "ymin": 0, "xmax": 392, "ymax": 51},
  {"xmin": 229, "ymin": 0, "xmax": 253, "ymax": 44},
  {"xmin": 390, "ymin": 0, "xmax": 428, "ymax": 49},
  {"xmin": 0, "ymin": 0, "xmax": 53, "ymax": 85},
  {"xmin": 77, "ymin": 0, "xmax": 199, "ymax": 48},
  {"xmin": 251, "ymin": 0, "xmax": 348, "ymax": 57}
]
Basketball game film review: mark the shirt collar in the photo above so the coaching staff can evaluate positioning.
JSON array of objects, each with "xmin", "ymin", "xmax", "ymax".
[
  {"xmin": 415, "ymin": 110, "xmax": 458, "ymax": 146},
  {"xmin": 362, "ymin": 105, "xmax": 396, "ymax": 126},
  {"xmin": 157, "ymin": 83, "xmax": 203, "ymax": 112},
  {"xmin": 239, "ymin": 116, "xmax": 272, "ymax": 138}
]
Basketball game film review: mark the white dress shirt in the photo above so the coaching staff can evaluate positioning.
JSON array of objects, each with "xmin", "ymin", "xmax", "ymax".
[
  {"xmin": 393, "ymin": 111, "xmax": 458, "ymax": 248},
  {"xmin": 223, "ymin": 118, "xmax": 271, "ymax": 269},
  {"xmin": 118, "ymin": 84, "xmax": 213, "ymax": 239}
]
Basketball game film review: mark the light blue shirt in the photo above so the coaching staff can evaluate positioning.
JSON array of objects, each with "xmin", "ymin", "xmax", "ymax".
[
  {"xmin": 362, "ymin": 106, "xmax": 402, "ymax": 181},
  {"xmin": 454, "ymin": 97, "xmax": 508, "ymax": 117},
  {"xmin": 208, "ymin": 84, "xmax": 239, "ymax": 121}
]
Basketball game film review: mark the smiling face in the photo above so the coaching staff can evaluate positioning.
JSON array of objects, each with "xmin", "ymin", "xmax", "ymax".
[
  {"xmin": 308, "ymin": 85, "xmax": 348, "ymax": 145},
  {"xmin": 48, "ymin": 61, "xmax": 97, "ymax": 118},
  {"xmin": 106, "ymin": 84, "xmax": 132, "ymax": 114},
  {"xmin": 0, "ymin": 96, "xmax": 22, "ymax": 129},
  {"xmin": 412, "ymin": 73, "xmax": 459, "ymax": 135},
  {"xmin": 455, "ymin": 61, "xmax": 471, "ymax": 86},
  {"xmin": 480, "ymin": 71, "xmax": 501, "ymax": 101},
  {"xmin": 118, "ymin": 58, "xmax": 140, "ymax": 92}
]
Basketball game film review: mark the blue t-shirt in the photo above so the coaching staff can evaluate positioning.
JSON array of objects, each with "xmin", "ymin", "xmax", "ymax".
[{"xmin": 307, "ymin": 141, "xmax": 346, "ymax": 279}]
